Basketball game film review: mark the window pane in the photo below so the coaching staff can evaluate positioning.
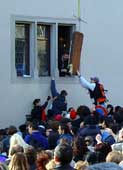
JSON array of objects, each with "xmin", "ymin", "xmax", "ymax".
[
  {"xmin": 37, "ymin": 24, "xmax": 50, "ymax": 76},
  {"xmin": 58, "ymin": 25, "xmax": 72, "ymax": 77},
  {"xmin": 15, "ymin": 24, "xmax": 30, "ymax": 77}
]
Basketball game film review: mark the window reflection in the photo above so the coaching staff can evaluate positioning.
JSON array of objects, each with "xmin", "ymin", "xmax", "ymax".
[
  {"xmin": 37, "ymin": 24, "xmax": 50, "ymax": 76},
  {"xmin": 15, "ymin": 24, "xmax": 30, "ymax": 77}
]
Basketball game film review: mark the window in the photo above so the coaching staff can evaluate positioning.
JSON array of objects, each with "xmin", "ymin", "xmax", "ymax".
[
  {"xmin": 13, "ymin": 17, "xmax": 76, "ymax": 80},
  {"xmin": 15, "ymin": 23, "xmax": 30, "ymax": 77},
  {"xmin": 58, "ymin": 25, "xmax": 73, "ymax": 77},
  {"xmin": 37, "ymin": 24, "xmax": 50, "ymax": 76}
]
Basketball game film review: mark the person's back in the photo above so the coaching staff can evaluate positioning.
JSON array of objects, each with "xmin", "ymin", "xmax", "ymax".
[
  {"xmin": 78, "ymin": 115, "xmax": 100, "ymax": 142},
  {"xmin": 49, "ymin": 78, "xmax": 68, "ymax": 116},
  {"xmin": 52, "ymin": 94, "xmax": 67, "ymax": 115},
  {"xmin": 47, "ymin": 130, "xmax": 59, "ymax": 150}
]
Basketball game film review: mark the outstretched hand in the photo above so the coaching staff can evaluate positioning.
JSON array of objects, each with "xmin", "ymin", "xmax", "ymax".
[
  {"xmin": 77, "ymin": 70, "xmax": 81, "ymax": 77},
  {"xmin": 95, "ymin": 134, "xmax": 102, "ymax": 144},
  {"xmin": 47, "ymin": 96, "xmax": 51, "ymax": 101}
]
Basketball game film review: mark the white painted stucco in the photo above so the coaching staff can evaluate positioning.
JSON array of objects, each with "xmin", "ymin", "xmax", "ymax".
[{"xmin": 0, "ymin": 0, "xmax": 123, "ymax": 128}]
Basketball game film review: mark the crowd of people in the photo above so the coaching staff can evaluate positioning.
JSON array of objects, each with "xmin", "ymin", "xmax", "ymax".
[{"xmin": 0, "ymin": 76, "xmax": 123, "ymax": 170}]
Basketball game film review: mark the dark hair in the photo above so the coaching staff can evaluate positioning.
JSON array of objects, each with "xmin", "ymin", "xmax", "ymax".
[
  {"xmin": 107, "ymin": 104, "xmax": 114, "ymax": 115},
  {"xmin": 94, "ymin": 142, "xmax": 112, "ymax": 162},
  {"xmin": 71, "ymin": 126, "xmax": 78, "ymax": 136},
  {"xmin": 85, "ymin": 151, "xmax": 97, "ymax": 165},
  {"xmin": 54, "ymin": 144, "xmax": 73, "ymax": 164},
  {"xmin": 84, "ymin": 115, "xmax": 97, "ymax": 125},
  {"xmin": 103, "ymin": 118, "xmax": 110, "ymax": 128},
  {"xmin": 59, "ymin": 124, "xmax": 70, "ymax": 134},
  {"xmin": 60, "ymin": 118, "xmax": 71, "ymax": 124},
  {"xmin": 72, "ymin": 136, "xmax": 88, "ymax": 162},
  {"xmin": 77, "ymin": 105, "xmax": 91, "ymax": 119},
  {"xmin": 28, "ymin": 122, "xmax": 39, "ymax": 130},
  {"xmin": 25, "ymin": 147, "xmax": 36, "ymax": 166},
  {"xmin": 114, "ymin": 105, "xmax": 121, "ymax": 113},
  {"xmin": 60, "ymin": 90, "xmax": 67, "ymax": 96},
  {"xmin": 7, "ymin": 126, "xmax": 17, "ymax": 135},
  {"xmin": 33, "ymin": 99, "xmax": 40, "ymax": 106}
]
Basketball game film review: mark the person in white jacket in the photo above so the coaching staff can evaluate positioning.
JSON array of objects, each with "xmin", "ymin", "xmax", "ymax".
[{"xmin": 77, "ymin": 70, "xmax": 107, "ymax": 106}]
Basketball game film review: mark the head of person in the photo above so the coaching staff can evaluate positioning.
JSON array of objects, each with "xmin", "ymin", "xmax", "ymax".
[
  {"xmin": 10, "ymin": 144, "xmax": 24, "ymax": 156},
  {"xmin": 84, "ymin": 136, "xmax": 94, "ymax": 146},
  {"xmin": 60, "ymin": 118, "xmax": 72, "ymax": 130},
  {"xmin": 118, "ymin": 128, "xmax": 123, "ymax": 141},
  {"xmin": 114, "ymin": 105, "xmax": 121, "ymax": 113},
  {"xmin": 107, "ymin": 104, "xmax": 114, "ymax": 114},
  {"xmin": 33, "ymin": 99, "xmax": 40, "ymax": 106},
  {"xmin": 58, "ymin": 123, "xmax": 70, "ymax": 135},
  {"xmin": 106, "ymin": 151, "xmax": 123, "ymax": 164},
  {"xmin": 77, "ymin": 105, "xmax": 91, "ymax": 119},
  {"xmin": 9, "ymin": 133, "xmax": 29, "ymax": 158},
  {"xmin": 94, "ymin": 142, "xmax": 112, "ymax": 162},
  {"xmin": 27, "ymin": 122, "xmax": 39, "ymax": 134},
  {"xmin": 90, "ymin": 77, "xmax": 99, "ymax": 83},
  {"xmin": 86, "ymin": 162, "xmax": 123, "ymax": 170},
  {"xmin": 74, "ymin": 160, "xmax": 88, "ymax": 170},
  {"xmin": 72, "ymin": 136, "xmax": 88, "ymax": 159},
  {"xmin": 9, "ymin": 152, "xmax": 29, "ymax": 170},
  {"xmin": 60, "ymin": 90, "xmax": 68, "ymax": 97},
  {"xmin": 7, "ymin": 126, "xmax": 17, "ymax": 136},
  {"xmin": 24, "ymin": 146, "xmax": 36, "ymax": 166},
  {"xmin": 36, "ymin": 150, "xmax": 50, "ymax": 170},
  {"xmin": 84, "ymin": 114, "xmax": 98, "ymax": 125},
  {"xmin": 54, "ymin": 143, "xmax": 73, "ymax": 165},
  {"xmin": 45, "ymin": 159, "xmax": 56, "ymax": 170}
]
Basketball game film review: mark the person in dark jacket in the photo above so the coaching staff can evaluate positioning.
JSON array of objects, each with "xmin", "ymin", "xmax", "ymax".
[
  {"xmin": 77, "ymin": 70, "xmax": 107, "ymax": 106},
  {"xmin": 31, "ymin": 96, "xmax": 51, "ymax": 123},
  {"xmin": 54, "ymin": 143, "xmax": 75, "ymax": 170},
  {"xmin": 46, "ymin": 120, "xmax": 59, "ymax": 150},
  {"xmin": 78, "ymin": 114, "xmax": 101, "ymax": 143},
  {"xmin": 48, "ymin": 78, "xmax": 68, "ymax": 118}
]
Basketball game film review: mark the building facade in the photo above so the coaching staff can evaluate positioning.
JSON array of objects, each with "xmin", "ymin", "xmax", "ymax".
[{"xmin": 0, "ymin": 0, "xmax": 123, "ymax": 127}]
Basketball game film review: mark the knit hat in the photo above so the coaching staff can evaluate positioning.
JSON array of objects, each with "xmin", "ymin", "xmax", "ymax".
[
  {"xmin": 90, "ymin": 77, "xmax": 99, "ymax": 83},
  {"xmin": 54, "ymin": 114, "xmax": 62, "ymax": 121},
  {"xmin": 70, "ymin": 109, "xmax": 77, "ymax": 120}
]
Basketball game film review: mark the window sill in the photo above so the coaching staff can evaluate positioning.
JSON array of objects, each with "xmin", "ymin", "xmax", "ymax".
[{"xmin": 11, "ymin": 75, "xmax": 79, "ymax": 84}]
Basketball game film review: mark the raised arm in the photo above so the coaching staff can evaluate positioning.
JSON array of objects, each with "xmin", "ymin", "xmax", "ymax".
[
  {"xmin": 77, "ymin": 70, "xmax": 95, "ymax": 91},
  {"xmin": 41, "ymin": 96, "xmax": 51, "ymax": 110},
  {"xmin": 51, "ymin": 78, "xmax": 59, "ymax": 98}
]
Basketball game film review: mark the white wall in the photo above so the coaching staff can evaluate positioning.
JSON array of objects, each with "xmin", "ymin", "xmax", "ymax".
[
  {"xmin": 0, "ymin": 0, "xmax": 123, "ymax": 128},
  {"xmin": 80, "ymin": 0, "xmax": 123, "ymax": 106}
]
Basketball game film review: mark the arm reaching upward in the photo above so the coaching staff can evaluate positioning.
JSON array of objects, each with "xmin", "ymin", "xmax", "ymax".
[
  {"xmin": 77, "ymin": 70, "xmax": 95, "ymax": 91},
  {"xmin": 51, "ymin": 78, "xmax": 59, "ymax": 98}
]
